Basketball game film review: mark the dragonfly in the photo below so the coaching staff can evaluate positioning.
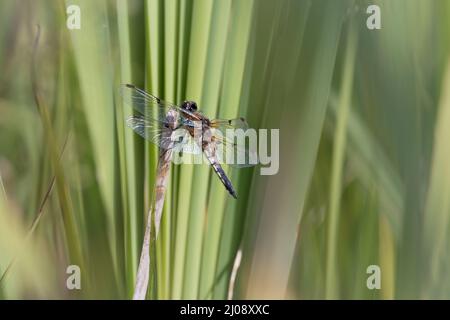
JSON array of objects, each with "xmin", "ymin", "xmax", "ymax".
[{"xmin": 120, "ymin": 84, "xmax": 257, "ymax": 199}]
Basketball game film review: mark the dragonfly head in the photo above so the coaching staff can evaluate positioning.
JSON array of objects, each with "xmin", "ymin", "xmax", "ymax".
[{"xmin": 181, "ymin": 101, "xmax": 198, "ymax": 112}]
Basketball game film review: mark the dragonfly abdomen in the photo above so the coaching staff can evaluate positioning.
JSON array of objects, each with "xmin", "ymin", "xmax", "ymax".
[
  {"xmin": 203, "ymin": 145, "xmax": 237, "ymax": 199},
  {"xmin": 211, "ymin": 162, "xmax": 237, "ymax": 199},
  {"xmin": 203, "ymin": 143, "xmax": 237, "ymax": 199}
]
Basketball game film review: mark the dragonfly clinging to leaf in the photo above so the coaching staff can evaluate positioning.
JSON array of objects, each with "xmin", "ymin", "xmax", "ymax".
[{"xmin": 120, "ymin": 84, "xmax": 257, "ymax": 199}]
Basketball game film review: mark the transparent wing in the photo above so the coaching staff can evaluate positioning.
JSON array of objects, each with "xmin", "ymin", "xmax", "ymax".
[
  {"xmin": 120, "ymin": 84, "xmax": 181, "ymax": 123},
  {"xmin": 213, "ymin": 129, "xmax": 258, "ymax": 168},
  {"xmin": 126, "ymin": 115, "xmax": 172, "ymax": 148},
  {"xmin": 210, "ymin": 117, "xmax": 249, "ymax": 130},
  {"xmin": 126, "ymin": 115, "xmax": 202, "ymax": 154}
]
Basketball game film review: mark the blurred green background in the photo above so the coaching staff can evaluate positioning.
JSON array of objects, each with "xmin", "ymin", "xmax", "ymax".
[{"xmin": 1, "ymin": 0, "xmax": 450, "ymax": 299}]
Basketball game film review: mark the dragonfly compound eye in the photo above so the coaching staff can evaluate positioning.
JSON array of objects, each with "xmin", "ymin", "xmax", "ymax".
[{"xmin": 181, "ymin": 101, "xmax": 197, "ymax": 111}]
